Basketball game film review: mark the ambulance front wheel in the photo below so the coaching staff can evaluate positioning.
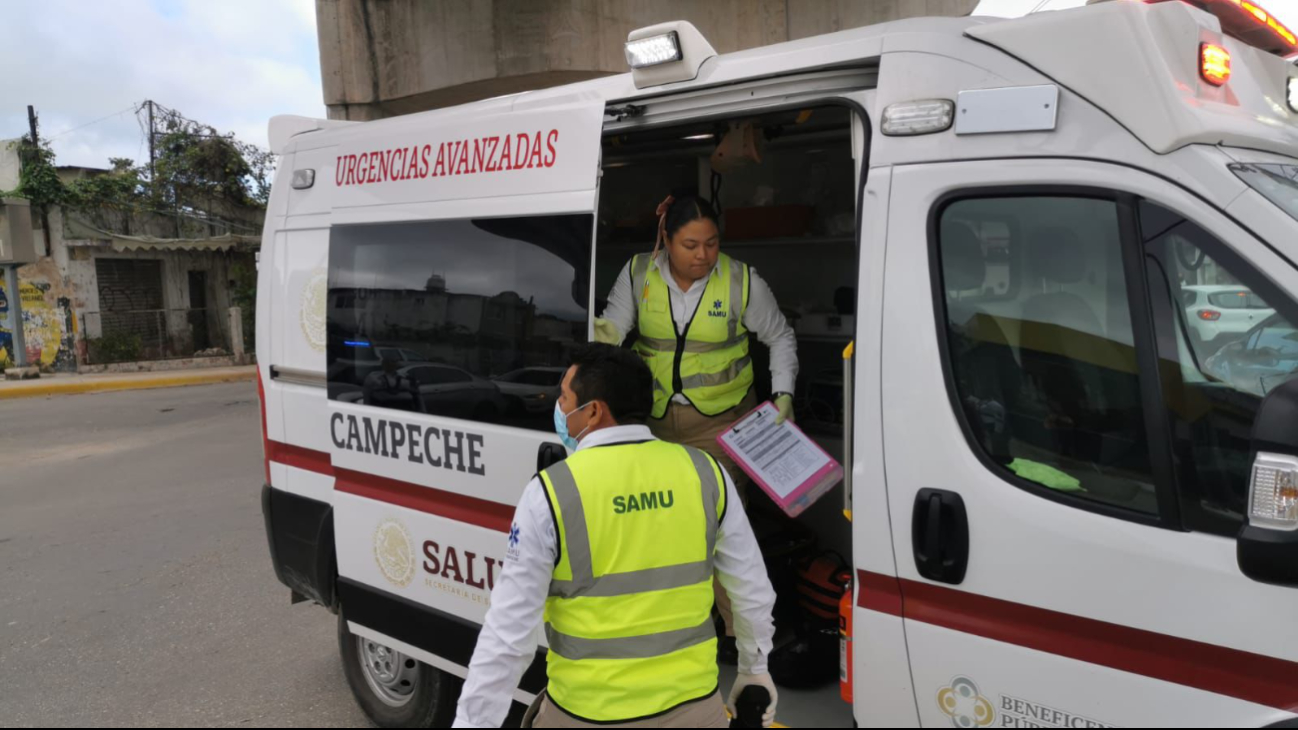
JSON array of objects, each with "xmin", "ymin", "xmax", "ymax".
[{"xmin": 338, "ymin": 610, "xmax": 459, "ymax": 728}]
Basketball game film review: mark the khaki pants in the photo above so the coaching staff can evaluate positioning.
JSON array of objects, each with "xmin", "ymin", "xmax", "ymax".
[
  {"xmin": 526, "ymin": 691, "xmax": 729, "ymax": 728},
  {"xmin": 649, "ymin": 393, "xmax": 757, "ymax": 637}
]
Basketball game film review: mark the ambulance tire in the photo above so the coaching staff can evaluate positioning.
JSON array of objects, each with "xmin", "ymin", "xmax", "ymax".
[{"xmin": 338, "ymin": 610, "xmax": 459, "ymax": 728}]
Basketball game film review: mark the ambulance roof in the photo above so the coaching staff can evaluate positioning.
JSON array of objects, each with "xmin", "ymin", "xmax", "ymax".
[{"xmin": 275, "ymin": 1, "xmax": 1297, "ymax": 158}]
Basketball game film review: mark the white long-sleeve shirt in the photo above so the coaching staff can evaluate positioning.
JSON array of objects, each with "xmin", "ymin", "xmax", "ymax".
[
  {"xmin": 452, "ymin": 424, "xmax": 777, "ymax": 729},
  {"xmin": 601, "ymin": 253, "xmax": 799, "ymax": 400}
]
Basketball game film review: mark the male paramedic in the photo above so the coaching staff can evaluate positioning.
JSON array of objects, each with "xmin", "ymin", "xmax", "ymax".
[{"xmin": 452, "ymin": 343, "xmax": 778, "ymax": 729}]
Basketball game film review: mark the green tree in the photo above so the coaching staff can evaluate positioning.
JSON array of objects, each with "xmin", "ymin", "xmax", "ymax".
[
  {"xmin": 5, "ymin": 105, "xmax": 273, "ymax": 215},
  {"xmin": 4, "ymin": 136, "xmax": 71, "ymax": 214},
  {"xmin": 151, "ymin": 113, "xmax": 274, "ymax": 210}
]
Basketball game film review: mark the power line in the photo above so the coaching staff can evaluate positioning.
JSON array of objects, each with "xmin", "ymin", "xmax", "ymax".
[{"xmin": 44, "ymin": 104, "xmax": 140, "ymax": 141}]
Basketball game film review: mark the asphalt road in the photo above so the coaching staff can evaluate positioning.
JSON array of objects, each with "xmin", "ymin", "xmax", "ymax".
[{"xmin": 0, "ymin": 383, "xmax": 370, "ymax": 727}]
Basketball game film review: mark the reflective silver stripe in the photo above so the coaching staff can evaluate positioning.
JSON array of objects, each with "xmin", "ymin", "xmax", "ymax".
[
  {"xmin": 685, "ymin": 447, "xmax": 721, "ymax": 558},
  {"xmin": 680, "ymin": 355, "xmax": 753, "ymax": 390},
  {"xmin": 685, "ymin": 335, "xmax": 747, "ymax": 350},
  {"xmin": 545, "ymin": 462, "xmax": 595, "ymax": 592},
  {"xmin": 728, "ymin": 259, "xmax": 745, "ymax": 341},
  {"xmin": 631, "ymin": 253, "xmax": 652, "ymax": 305},
  {"xmin": 637, "ymin": 335, "xmax": 747, "ymax": 354},
  {"xmin": 551, "ymin": 560, "xmax": 713, "ymax": 599},
  {"xmin": 548, "ymin": 446, "xmax": 721, "ymax": 600},
  {"xmin": 686, "ymin": 336, "xmax": 747, "ymax": 353},
  {"xmin": 636, "ymin": 335, "xmax": 677, "ymax": 352},
  {"xmin": 545, "ymin": 617, "xmax": 716, "ymax": 661}
]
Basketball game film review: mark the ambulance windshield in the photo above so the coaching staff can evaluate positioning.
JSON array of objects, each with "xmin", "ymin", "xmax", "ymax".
[{"xmin": 1231, "ymin": 163, "xmax": 1298, "ymax": 223}]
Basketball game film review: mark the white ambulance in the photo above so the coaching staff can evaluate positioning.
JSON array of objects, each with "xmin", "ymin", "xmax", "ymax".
[{"xmin": 257, "ymin": 0, "xmax": 1298, "ymax": 726}]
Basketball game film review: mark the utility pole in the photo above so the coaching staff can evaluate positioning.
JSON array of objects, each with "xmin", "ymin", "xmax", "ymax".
[
  {"xmin": 146, "ymin": 100, "xmax": 156, "ymax": 186},
  {"xmin": 3, "ymin": 106, "xmax": 37, "ymax": 371},
  {"xmin": 25, "ymin": 105, "xmax": 51, "ymax": 258}
]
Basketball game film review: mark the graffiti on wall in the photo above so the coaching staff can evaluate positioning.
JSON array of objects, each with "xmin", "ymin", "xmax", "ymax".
[
  {"xmin": 0, "ymin": 283, "xmax": 8, "ymax": 366},
  {"xmin": 0, "ymin": 275, "xmax": 77, "ymax": 371}
]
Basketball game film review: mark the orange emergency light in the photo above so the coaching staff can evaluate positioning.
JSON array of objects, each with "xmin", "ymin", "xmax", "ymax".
[
  {"xmin": 1226, "ymin": 0, "xmax": 1297, "ymax": 47},
  {"xmin": 1146, "ymin": 0, "xmax": 1298, "ymax": 57},
  {"xmin": 1201, "ymin": 42, "xmax": 1232, "ymax": 86}
]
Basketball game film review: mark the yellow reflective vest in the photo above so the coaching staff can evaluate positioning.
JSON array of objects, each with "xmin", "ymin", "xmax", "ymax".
[
  {"xmin": 630, "ymin": 253, "xmax": 753, "ymax": 419},
  {"xmin": 539, "ymin": 440, "xmax": 726, "ymax": 722}
]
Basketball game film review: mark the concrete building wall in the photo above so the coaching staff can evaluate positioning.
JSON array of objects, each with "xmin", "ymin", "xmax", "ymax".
[
  {"xmin": 316, "ymin": 0, "xmax": 979, "ymax": 120},
  {"xmin": 5, "ymin": 205, "xmax": 249, "ymax": 371},
  {"xmin": 68, "ymin": 247, "xmax": 236, "ymax": 347},
  {"xmin": 0, "ymin": 145, "xmax": 257, "ymax": 372},
  {"xmin": 0, "ymin": 139, "xmax": 21, "ymax": 191}
]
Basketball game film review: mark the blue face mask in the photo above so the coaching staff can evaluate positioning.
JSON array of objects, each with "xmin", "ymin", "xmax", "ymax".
[{"xmin": 553, "ymin": 401, "xmax": 593, "ymax": 452}]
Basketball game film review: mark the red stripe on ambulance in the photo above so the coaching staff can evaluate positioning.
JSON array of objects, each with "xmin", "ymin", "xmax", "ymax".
[
  {"xmin": 858, "ymin": 569, "xmax": 1298, "ymax": 711},
  {"xmin": 266, "ymin": 440, "xmax": 511, "ymax": 533}
]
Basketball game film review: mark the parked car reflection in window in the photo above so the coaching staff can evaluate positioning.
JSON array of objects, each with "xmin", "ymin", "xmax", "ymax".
[{"xmin": 326, "ymin": 215, "xmax": 592, "ymax": 430}]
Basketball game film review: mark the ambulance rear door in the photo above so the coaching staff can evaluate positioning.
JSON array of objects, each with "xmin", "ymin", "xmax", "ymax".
[{"xmin": 314, "ymin": 90, "xmax": 605, "ymax": 691}]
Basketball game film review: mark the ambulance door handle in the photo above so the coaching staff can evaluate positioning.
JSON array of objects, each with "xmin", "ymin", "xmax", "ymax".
[
  {"xmin": 537, "ymin": 442, "xmax": 568, "ymax": 472},
  {"xmin": 911, "ymin": 489, "xmax": 969, "ymax": 585}
]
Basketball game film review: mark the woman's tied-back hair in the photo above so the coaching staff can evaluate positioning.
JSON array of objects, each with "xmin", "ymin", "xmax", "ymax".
[
  {"xmin": 645, "ymin": 193, "xmax": 723, "ymax": 300},
  {"xmin": 662, "ymin": 195, "xmax": 721, "ymax": 241}
]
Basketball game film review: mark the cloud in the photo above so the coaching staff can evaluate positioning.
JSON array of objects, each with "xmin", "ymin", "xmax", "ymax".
[{"xmin": 0, "ymin": 0, "xmax": 324, "ymax": 169}]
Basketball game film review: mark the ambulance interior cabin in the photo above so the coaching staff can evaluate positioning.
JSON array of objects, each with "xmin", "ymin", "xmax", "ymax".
[{"xmin": 595, "ymin": 104, "xmax": 857, "ymax": 717}]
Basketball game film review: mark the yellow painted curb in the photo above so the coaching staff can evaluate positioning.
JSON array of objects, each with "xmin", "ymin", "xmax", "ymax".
[{"xmin": 0, "ymin": 369, "xmax": 255, "ymax": 400}]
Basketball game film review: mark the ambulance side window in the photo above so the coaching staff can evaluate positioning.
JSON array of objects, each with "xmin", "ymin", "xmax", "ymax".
[
  {"xmin": 1140, "ymin": 202, "xmax": 1298, "ymax": 536},
  {"xmin": 935, "ymin": 196, "xmax": 1160, "ymax": 517},
  {"xmin": 327, "ymin": 215, "xmax": 593, "ymax": 431}
]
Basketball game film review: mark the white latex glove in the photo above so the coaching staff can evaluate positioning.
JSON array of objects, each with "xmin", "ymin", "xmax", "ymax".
[
  {"xmin": 774, "ymin": 393, "xmax": 794, "ymax": 425},
  {"xmin": 727, "ymin": 672, "xmax": 778, "ymax": 728},
  {"xmin": 592, "ymin": 318, "xmax": 623, "ymax": 346}
]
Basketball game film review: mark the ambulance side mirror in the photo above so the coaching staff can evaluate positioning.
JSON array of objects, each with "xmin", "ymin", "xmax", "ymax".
[{"xmin": 1237, "ymin": 377, "xmax": 1298, "ymax": 588}]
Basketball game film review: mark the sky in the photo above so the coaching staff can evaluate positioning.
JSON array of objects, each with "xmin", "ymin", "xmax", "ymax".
[
  {"xmin": 2, "ymin": 0, "xmax": 1293, "ymax": 172},
  {"xmin": 0, "ymin": 0, "xmax": 324, "ymax": 170}
]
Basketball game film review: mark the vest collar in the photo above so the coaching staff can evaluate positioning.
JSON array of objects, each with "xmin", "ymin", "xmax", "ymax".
[
  {"xmin": 576, "ymin": 424, "xmax": 656, "ymax": 452},
  {"xmin": 653, "ymin": 251, "xmax": 721, "ymax": 295}
]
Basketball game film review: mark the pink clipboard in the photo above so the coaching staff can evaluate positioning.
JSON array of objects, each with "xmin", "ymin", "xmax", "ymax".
[{"xmin": 716, "ymin": 400, "xmax": 844, "ymax": 518}]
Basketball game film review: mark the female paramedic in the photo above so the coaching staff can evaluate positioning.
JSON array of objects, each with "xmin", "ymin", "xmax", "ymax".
[{"xmin": 594, "ymin": 194, "xmax": 799, "ymax": 656}]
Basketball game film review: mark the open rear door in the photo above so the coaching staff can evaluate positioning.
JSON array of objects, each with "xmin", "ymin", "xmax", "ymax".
[{"xmin": 285, "ymin": 90, "xmax": 605, "ymax": 694}]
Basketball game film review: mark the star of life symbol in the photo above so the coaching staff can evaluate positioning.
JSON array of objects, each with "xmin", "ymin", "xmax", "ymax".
[{"xmin": 506, "ymin": 522, "xmax": 522, "ymax": 562}]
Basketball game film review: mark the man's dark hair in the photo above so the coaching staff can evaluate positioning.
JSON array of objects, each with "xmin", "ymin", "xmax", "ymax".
[{"xmin": 568, "ymin": 343, "xmax": 653, "ymax": 425}]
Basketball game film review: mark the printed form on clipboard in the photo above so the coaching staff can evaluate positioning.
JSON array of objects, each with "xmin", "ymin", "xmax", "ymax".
[{"xmin": 716, "ymin": 400, "xmax": 844, "ymax": 518}]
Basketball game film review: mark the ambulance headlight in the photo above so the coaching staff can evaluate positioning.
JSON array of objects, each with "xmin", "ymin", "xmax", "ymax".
[
  {"xmin": 625, "ymin": 32, "xmax": 682, "ymax": 69},
  {"xmin": 1288, "ymin": 78, "xmax": 1298, "ymax": 114},
  {"xmin": 881, "ymin": 100, "xmax": 955, "ymax": 136},
  {"xmin": 1249, "ymin": 453, "xmax": 1298, "ymax": 531}
]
